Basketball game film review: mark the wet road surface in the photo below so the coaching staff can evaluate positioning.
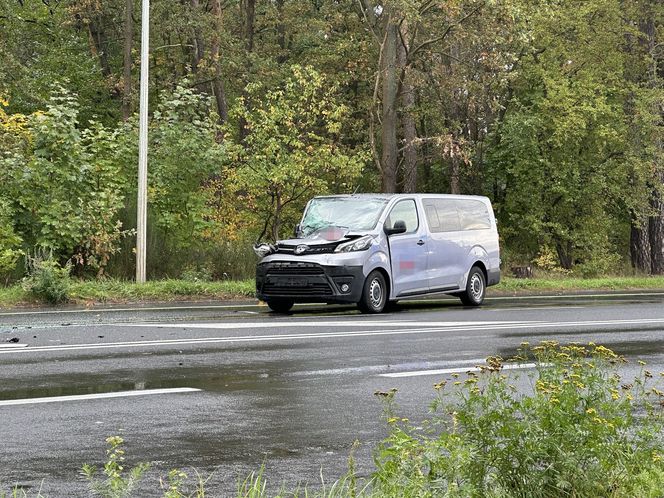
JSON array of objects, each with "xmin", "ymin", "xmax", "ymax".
[{"xmin": 1, "ymin": 293, "xmax": 664, "ymax": 496}]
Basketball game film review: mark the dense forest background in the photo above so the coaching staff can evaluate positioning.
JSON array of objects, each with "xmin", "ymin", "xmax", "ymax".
[{"xmin": 0, "ymin": 0, "xmax": 662, "ymax": 281}]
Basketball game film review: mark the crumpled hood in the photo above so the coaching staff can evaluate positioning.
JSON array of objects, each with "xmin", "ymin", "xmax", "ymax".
[{"xmin": 275, "ymin": 228, "xmax": 367, "ymax": 256}]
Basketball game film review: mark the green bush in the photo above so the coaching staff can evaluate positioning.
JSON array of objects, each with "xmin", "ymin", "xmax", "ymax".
[
  {"xmin": 81, "ymin": 436, "xmax": 149, "ymax": 498},
  {"xmin": 22, "ymin": 253, "xmax": 72, "ymax": 304},
  {"xmin": 372, "ymin": 342, "xmax": 664, "ymax": 497},
  {"xmin": 0, "ymin": 198, "xmax": 23, "ymax": 280}
]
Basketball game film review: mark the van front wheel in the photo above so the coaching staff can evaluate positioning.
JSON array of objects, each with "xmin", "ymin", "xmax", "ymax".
[
  {"xmin": 460, "ymin": 266, "xmax": 486, "ymax": 306},
  {"xmin": 266, "ymin": 298, "xmax": 294, "ymax": 313},
  {"xmin": 358, "ymin": 271, "xmax": 387, "ymax": 314}
]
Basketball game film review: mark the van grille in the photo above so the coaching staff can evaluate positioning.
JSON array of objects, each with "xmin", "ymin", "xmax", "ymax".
[
  {"xmin": 262, "ymin": 282, "xmax": 333, "ymax": 296},
  {"xmin": 264, "ymin": 262, "xmax": 325, "ymax": 275}
]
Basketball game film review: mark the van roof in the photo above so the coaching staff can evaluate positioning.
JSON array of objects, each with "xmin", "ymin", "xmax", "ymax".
[{"xmin": 313, "ymin": 193, "xmax": 490, "ymax": 201}]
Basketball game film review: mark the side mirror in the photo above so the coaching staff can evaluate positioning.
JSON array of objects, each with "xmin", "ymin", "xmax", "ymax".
[
  {"xmin": 294, "ymin": 224, "xmax": 301, "ymax": 238},
  {"xmin": 384, "ymin": 220, "xmax": 407, "ymax": 236}
]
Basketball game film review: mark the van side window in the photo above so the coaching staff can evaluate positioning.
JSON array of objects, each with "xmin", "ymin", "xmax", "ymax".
[
  {"xmin": 386, "ymin": 200, "xmax": 418, "ymax": 234},
  {"xmin": 456, "ymin": 200, "xmax": 491, "ymax": 230},
  {"xmin": 423, "ymin": 199, "xmax": 461, "ymax": 232},
  {"xmin": 424, "ymin": 204, "xmax": 441, "ymax": 231}
]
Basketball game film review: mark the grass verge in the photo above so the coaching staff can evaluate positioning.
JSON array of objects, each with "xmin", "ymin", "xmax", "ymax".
[
  {"xmin": 0, "ymin": 275, "xmax": 662, "ymax": 308},
  {"xmin": 0, "ymin": 279, "xmax": 255, "ymax": 308},
  {"xmin": 493, "ymin": 275, "xmax": 664, "ymax": 294}
]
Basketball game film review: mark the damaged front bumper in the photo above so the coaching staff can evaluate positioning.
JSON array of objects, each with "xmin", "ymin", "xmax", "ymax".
[{"xmin": 256, "ymin": 261, "xmax": 365, "ymax": 304}]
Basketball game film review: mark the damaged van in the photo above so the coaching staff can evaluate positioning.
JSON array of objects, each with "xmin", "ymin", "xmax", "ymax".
[{"xmin": 254, "ymin": 194, "xmax": 500, "ymax": 313}]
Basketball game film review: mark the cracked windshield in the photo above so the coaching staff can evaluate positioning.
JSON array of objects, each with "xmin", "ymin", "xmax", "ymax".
[{"xmin": 300, "ymin": 197, "xmax": 389, "ymax": 238}]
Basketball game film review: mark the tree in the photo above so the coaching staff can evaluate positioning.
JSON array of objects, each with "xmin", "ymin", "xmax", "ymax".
[
  {"xmin": 2, "ymin": 89, "xmax": 130, "ymax": 275},
  {"xmin": 231, "ymin": 65, "xmax": 366, "ymax": 241},
  {"xmin": 625, "ymin": 0, "xmax": 664, "ymax": 274},
  {"xmin": 488, "ymin": 0, "xmax": 631, "ymax": 271}
]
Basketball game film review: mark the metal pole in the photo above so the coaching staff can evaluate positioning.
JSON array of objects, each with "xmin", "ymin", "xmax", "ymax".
[{"xmin": 136, "ymin": 0, "xmax": 149, "ymax": 283}]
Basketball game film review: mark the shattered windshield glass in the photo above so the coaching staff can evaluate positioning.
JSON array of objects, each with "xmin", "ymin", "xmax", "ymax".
[{"xmin": 299, "ymin": 197, "xmax": 389, "ymax": 238}]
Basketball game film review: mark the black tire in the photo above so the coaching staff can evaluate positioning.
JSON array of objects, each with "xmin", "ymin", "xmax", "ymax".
[
  {"xmin": 266, "ymin": 298, "xmax": 294, "ymax": 313},
  {"xmin": 385, "ymin": 300, "xmax": 400, "ymax": 312},
  {"xmin": 459, "ymin": 266, "xmax": 486, "ymax": 306},
  {"xmin": 358, "ymin": 270, "xmax": 388, "ymax": 314}
]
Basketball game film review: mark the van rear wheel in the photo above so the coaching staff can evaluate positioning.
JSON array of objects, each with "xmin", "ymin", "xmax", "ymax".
[
  {"xmin": 460, "ymin": 266, "xmax": 486, "ymax": 306},
  {"xmin": 358, "ymin": 270, "xmax": 387, "ymax": 314},
  {"xmin": 266, "ymin": 298, "xmax": 294, "ymax": 313}
]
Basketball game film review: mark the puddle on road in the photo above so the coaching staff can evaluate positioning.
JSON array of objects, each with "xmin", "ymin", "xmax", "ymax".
[{"xmin": 0, "ymin": 367, "xmax": 278, "ymax": 402}]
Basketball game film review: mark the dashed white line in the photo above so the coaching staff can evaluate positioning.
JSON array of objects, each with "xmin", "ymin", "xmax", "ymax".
[
  {"xmin": 0, "ymin": 388, "xmax": 201, "ymax": 407},
  {"xmin": 380, "ymin": 362, "xmax": 540, "ymax": 378}
]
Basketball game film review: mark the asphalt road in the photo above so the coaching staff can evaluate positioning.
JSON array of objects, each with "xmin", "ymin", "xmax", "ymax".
[{"xmin": 1, "ymin": 292, "xmax": 664, "ymax": 496}]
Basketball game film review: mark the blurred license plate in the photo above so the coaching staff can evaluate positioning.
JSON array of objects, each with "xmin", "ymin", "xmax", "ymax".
[{"xmin": 282, "ymin": 277, "xmax": 308, "ymax": 287}]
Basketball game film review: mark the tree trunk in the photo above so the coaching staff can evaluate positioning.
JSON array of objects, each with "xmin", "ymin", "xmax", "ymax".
[
  {"xmin": 640, "ymin": 6, "xmax": 664, "ymax": 274},
  {"xmin": 87, "ymin": 15, "xmax": 112, "ymax": 78},
  {"xmin": 244, "ymin": 0, "xmax": 255, "ymax": 52},
  {"xmin": 449, "ymin": 156, "xmax": 461, "ymax": 194},
  {"xmin": 276, "ymin": 0, "xmax": 287, "ymax": 63},
  {"xmin": 556, "ymin": 241, "xmax": 573, "ymax": 270},
  {"xmin": 238, "ymin": 0, "xmax": 255, "ymax": 141},
  {"xmin": 210, "ymin": 0, "xmax": 228, "ymax": 124},
  {"xmin": 630, "ymin": 216, "xmax": 652, "ymax": 273},
  {"xmin": 650, "ymin": 179, "xmax": 664, "ymax": 274},
  {"xmin": 380, "ymin": 19, "xmax": 399, "ymax": 193},
  {"xmin": 122, "ymin": 0, "xmax": 133, "ymax": 120},
  {"xmin": 398, "ymin": 24, "xmax": 418, "ymax": 193},
  {"xmin": 271, "ymin": 193, "xmax": 282, "ymax": 242},
  {"xmin": 190, "ymin": 0, "xmax": 205, "ymax": 73}
]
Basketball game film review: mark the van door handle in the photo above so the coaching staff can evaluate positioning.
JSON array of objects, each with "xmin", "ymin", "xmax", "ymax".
[{"xmin": 417, "ymin": 240, "xmax": 425, "ymax": 246}]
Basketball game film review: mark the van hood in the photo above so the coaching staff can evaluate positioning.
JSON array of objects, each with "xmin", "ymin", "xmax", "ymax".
[{"xmin": 275, "ymin": 228, "xmax": 366, "ymax": 256}]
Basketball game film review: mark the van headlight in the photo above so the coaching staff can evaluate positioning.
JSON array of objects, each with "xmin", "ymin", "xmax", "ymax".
[{"xmin": 335, "ymin": 235, "xmax": 373, "ymax": 253}]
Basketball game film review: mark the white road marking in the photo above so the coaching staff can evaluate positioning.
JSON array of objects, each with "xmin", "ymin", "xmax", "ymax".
[
  {"xmin": 0, "ymin": 327, "xmax": 498, "ymax": 354},
  {"xmin": 288, "ymin": 358, "xmax": 488, "ymax": 377},
  {"xmin": 1, "ymin": 317, "xmax": 663, "ymax": 356},
  {"xmin": 0, "ymin": 387, "xmax": 200, "ymax": 407},
  {"xmin": 128, "ymin": 320, "xmax": 522, "ymax": 330},
  {"xmin": 0, "ymin": 291, "xmax": 661, "ymax": 317},
  {"xmin": 490, "ymin": 306, "xmax": 586, "ymax": 312},
  {"xmin": 380, "ymin": 362, "xmax": 539, "ymax": 378},
  {"xmin": 0, "ymin": 343, "xmax": 28, "ymax": 349}
]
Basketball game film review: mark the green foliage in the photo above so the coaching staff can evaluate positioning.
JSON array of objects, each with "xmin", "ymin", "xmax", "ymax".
[
  {"xmin": 487, "ymin": 0, "xmax": 641, "ymax": 270},
  {"xmin": 81, "ymin": 436, "xmax": 149, "ymax": 498},
  {"xmin": 21, "ymin": 252, "xmax": 72, "ymax": 305},
  {"xmin": 0, "ymin": 0, "xmax": 662, "ymax": 278},
  {"xmin": 231, "ymin": 65, "xmax": 366, "ymax": 241},
  {"xmin": 159, "ymin": 469, "xmax": 209, "ymax": 498},
  {"xmin": 372, "ymin": 342, "xmax": 664, "ymax": 497},
  {"xmin": 3, "ymin": 88, "xmax": 130, "ymax": 276},
  {"xmin": 0, "ymin": 199, "xmax": 23, "ymax": 277},
  {"xmin": 148, "ymin": 84, "xmax": 227, "ymax": 246},
  {"xmin": 0, "ymin": 485, "xmax": 45, "ymax": 498}
]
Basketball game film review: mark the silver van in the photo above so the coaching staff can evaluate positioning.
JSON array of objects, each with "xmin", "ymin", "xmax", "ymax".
[{"xmin": 255, "ymin": 194, "xmax": 500, "ymax": 313}]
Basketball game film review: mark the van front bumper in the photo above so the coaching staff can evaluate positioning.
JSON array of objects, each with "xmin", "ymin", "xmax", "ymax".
[{"xmin": 256, "ymin": 261, "xmax": 365, "ymax": 304}]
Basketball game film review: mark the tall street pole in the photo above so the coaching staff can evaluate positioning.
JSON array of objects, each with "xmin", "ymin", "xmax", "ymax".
[{"xmin": 136, "ymin": 0, "xmax": 149, "ymax": 283}]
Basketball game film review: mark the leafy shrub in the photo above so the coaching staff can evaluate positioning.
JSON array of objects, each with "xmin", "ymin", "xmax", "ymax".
[
  {"xmin": 0, "ymin": 199, "xmax": 23, "ymax": 279},
  {"xmin": 22, "ymin": 253, "xmax": 72, "ymax": 304},
  {"xmin": 180, "ymin": 263, "xmax": 215, "ymax": 282},
  {"xmin": 372, "ymin": 342, "xmax": 664, "ymax": 497},
  {"xmin": 81, "ymin": 436, "xmax": 149, "ymax": 498}
]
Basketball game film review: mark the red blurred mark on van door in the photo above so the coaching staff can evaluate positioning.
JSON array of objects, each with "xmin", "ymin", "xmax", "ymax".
[{"xmin": 400, "ymin": 260, "xmax": 415, "ymax": 271}]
